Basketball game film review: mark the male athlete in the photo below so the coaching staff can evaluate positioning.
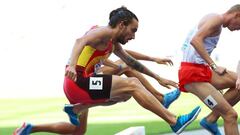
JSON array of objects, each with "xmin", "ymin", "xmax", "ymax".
[
  {"xmin": 14, "ymin": 6, "xmax": 201, "ymax": 135},
  {"xmin": 179, "ymin": 4, "xmax": 240, "ymax": 135},
  {"xmin": 14, "ymin": 50, "xmax": 181, "ymax": 135}
]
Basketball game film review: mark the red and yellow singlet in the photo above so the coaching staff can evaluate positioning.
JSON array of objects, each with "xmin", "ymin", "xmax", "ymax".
[
  {"xmin": 64, "ymin": 26, "xmax": 114, "ymax": 104},
  {"xmin": 76, "ymin": 41, "xmax": 113, "ymax": 77}
]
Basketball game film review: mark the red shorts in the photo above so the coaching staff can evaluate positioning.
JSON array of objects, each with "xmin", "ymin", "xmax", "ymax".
[
  {"xmin": 178, "ymin": 62, "xmax": 212, "ymax": 92},
  {"xmin": 63, "ymin": 74, "xmax": 112, "ymax": 104}
]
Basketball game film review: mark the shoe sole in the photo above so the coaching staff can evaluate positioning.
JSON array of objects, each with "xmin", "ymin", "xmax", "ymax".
[{"xmin": 176, "ymin": 107, "xmax": 201, "ymax": 134}]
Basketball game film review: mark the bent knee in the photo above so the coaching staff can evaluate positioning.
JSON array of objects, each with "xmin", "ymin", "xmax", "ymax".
[
  {"xmin": 128, "ymin": 77, "xmax": 142, "ymax": 87},
  {"xmin": 127, "ymin": 77, "xmax": 146, "ymax": 92},
  {"xmin": 223, "ymin": 109, "xmax": 238, "ymax": 122},
  {"xmin": 212, "ymin": 72, "xmax": 237, "ymax": 89}
]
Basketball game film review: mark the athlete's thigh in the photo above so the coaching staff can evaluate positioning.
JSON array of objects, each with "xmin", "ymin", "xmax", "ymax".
[
  {"xmin": 110, "ymin": 75, "xmax": 137, "ymax": 97},
  {"xmin": 210, "ymin": 70, "xmax": 237, "ymax": 90},
  {"xmin": 185, "ymin": 82, "xmax": 232, "ymax": 115}
]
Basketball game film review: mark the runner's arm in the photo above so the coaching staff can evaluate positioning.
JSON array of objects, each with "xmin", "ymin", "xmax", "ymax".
[
  {"xmin": 125, "ymin": 49, "xmax": 173, "ymax": 65},
  {"xmin": 190, "ymin": 15, "xmax": 226, "ymax": 75},
  {"xmin": 114, "ymin": 43, "xmax": 178, "ymax": 89}
]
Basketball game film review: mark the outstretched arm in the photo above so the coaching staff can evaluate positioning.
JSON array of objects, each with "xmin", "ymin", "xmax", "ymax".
[
  {"xmin": 125, "ymin": 49, "xmax": 173, "ymax": 66},
  {"xmin": 114, "ymin": 44, "xmax": 177, "ymax": 89}
]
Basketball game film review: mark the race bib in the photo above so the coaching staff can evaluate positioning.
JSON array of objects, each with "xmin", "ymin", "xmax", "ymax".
[
  {"xmin": 89, "ymin": 77, "xmax": 103, "ymax": 90},
  {"xmin": 204, "ymin": 95, "xmax": 217, "ymax": 109}
]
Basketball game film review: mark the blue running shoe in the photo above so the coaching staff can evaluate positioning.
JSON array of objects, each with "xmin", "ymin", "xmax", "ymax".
[
  {"xmin": 171, "ymin": 106, "xmax": 201, "ymax": 134},
  {"xmin": 163, "ymin": 88, "xmax": 181, "ymax": 108},
  {"xmin": 13, "ymin": 122, "xmax": 32, "ymax": 135},
  {"xmin": 64, "ymin": 104, "xmax": 80, "ymax": 126},
  {"xmin": 200, "ymin": 117, "xmax": 222, "ymax": 135}
]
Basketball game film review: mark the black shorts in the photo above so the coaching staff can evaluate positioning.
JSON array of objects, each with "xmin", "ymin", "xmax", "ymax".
[{"xmin": 76, "ymin": 74, "xmax": 112, "ymax": 100}]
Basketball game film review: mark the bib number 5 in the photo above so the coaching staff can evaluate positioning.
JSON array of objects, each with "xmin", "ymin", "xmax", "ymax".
[{"xmin": 89, "ymin": 77, "xmax": 103, "ymax": 90}]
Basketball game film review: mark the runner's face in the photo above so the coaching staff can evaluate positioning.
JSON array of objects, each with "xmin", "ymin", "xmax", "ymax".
[
  {"xmin": 227, "ymin": 12, "xmax": 240, "ymax": 31},
  {"xmin": 117, "ymin": 19, "xmax": 138, "ymax": 44}
]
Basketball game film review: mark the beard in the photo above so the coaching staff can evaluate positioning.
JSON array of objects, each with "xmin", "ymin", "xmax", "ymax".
[{"xmin": 117, "ymin": 36, "xmax": 127, "ymax": 45}]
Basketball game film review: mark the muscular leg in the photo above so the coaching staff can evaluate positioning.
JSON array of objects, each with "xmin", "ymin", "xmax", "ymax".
[
  {"xmin": 31, "ymin": 122, "xmax": 75, "ymax": 134},
  {"xmin": 123, "ymin": 69, "xmax": 181, "ymax": 108},
  {"xmin": 109, "ymin": 75, "xmax": 201, "ymax": 134},
  {"xmin": 56, "ymin": 71, "xmax": 174, "ymax": 127},
  {"xmin": 205, "ymin": 70, "xmax": 240, "ymax": 123},
  {"xmin": 66, "ymin": 75, "xmax": 199, "ymax": 134},
  {"xmin": 20, "ymin": 100, "xmax": 120, "ymax": 135},
  {"xmin": 16, "ymin": 59, "xmax": 180, "ymax": 135},
  {"xmin": 71, "ymin": 98, "xmax": 130, "ymax": 135},
  {"xmin": 101, "ymin": 59, "xmax": 173, "ymax": 103},
  {"xmin": 110, "ymin": 75, "xmax": 176, "ymax": 125},
  {"xmin": 124, "ymin": 69, "xmax": 164, "ymax": 102},
  {"xmin": 29, "ymin": 110, "xmax": 89, "ymax": 135},
  {"xmin": 27, "ymin": 101, "xmax": 118, "ymax": 135},
  {"xmin": 185, "ymin": 82, "xmax": 239, "ymax": 135}
]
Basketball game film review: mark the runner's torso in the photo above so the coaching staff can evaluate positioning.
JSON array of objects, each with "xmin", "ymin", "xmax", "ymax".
[
  {"xmin": 76, "ymin": 41, "xmax": 113, "ymax": 77},
  {"xmin": 181, "ymin": 26, "xmax": 221, "ymax": 64},
  {"xmin": 68, "ymin": 26, "xmax": 113, "ymax": 77}
]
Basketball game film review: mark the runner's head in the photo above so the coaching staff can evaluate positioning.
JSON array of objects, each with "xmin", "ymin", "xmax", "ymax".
[
  {"xmin": 109, "ymin": 6, "xmax": 138, "ymax": 44},
  {"xmin": 224, "ymin": 4, "xmax": 240, "ymax": 31}
]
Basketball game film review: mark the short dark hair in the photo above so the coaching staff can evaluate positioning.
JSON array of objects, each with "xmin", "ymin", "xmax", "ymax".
[{"xmin": 109, "ymin": 6, "xmax": 138, "ymax": 28}]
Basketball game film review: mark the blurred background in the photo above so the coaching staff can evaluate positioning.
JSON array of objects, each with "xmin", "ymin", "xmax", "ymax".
[{"xmin": 0, "ymin": 0, "xmax": 239, "ymax": 134}]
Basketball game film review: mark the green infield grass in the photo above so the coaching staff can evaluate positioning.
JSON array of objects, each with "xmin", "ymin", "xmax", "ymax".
[{"xmin": 1, "ymin": 93, "xmax": 239, "ymax": 135}]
